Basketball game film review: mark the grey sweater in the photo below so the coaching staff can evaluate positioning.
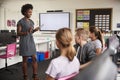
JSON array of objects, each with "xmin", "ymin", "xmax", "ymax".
[{"xmin": 74, "ymin": 42, "xmax": 96, "ymax": 64}]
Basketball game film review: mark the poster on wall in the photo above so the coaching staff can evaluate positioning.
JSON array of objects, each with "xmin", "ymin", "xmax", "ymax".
[
  {"xmin": 7, "ymin": 20, "xmax": 12, "ymax": 27},
  {"xmin": 12, "ymin": 20, "xmax": 16, "ymax": 27},
  {"xmin": 7, "ymin": 19, "xmax": 16, "ymax": 27},
  {"xmin": 76, "ymin": 8, "xmax": 112, "ymax": 30},
  {"xmin": 77, "ymin": 22, "xmax": 83, "ymax": 28},
  {"xmin": 77, "ymin": 22, "xmax": 89, "ymax": 29},
  {"xmin": 94, "ymin": 14, "xmax": 110, "ymax": 30},
  {"xmin": 77, "ymin": 10, "xmax": 90, "ymax": 20},
  {"xmin": 83, "ymin": 22, "xmax": 89, "ymax": 29}
]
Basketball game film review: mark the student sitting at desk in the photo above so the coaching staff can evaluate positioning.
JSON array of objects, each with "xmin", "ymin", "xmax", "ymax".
[
  {"xmin": 46, "ymin": 28, "xmax": 80, "ymax": 80},
  {"xmin": 74, "ymin": 28, "xmax": 96, "ymax": 70},
  {"xmin": 89, "ymin": 26, "xmax": 103, "ymax": 55}
]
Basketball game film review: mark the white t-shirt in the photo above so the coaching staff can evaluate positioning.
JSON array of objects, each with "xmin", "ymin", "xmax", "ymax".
[
  {"xmin": 46, "ymin": 56, "xmax": 80, "ymax": 79},
  {"xmin": 91, "ymin": 39, "xmax": 102, "ymax": 50}
]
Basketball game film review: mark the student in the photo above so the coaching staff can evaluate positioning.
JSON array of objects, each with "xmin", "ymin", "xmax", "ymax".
[
  {"xmin": 89, "ymin": 26, "xmax": 103, "ymax": 55},
  {"xmin": 74, "ymin": 28, "xmax": 96, "ymax": 69},
  {"xmin": 17, "ymin": 4, "xmax": 39, "ymax": 80},
  {"xmin": 46, "ymin": 28, "xmax": 80, "ymax": 80}
]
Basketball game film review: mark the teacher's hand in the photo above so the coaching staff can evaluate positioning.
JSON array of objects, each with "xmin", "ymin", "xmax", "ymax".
[
  {"xmin": 29, "ymin": 27, "xmax": 33, "ymax": 33},
  {"xmin": 34, "ymin": 27, "xmax": 40, "ymax": 31}
]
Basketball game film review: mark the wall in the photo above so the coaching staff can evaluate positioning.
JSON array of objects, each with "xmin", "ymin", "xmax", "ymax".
[{"xmin": 0, "ymin": 0, "xmax": 120, "ymax": 32}]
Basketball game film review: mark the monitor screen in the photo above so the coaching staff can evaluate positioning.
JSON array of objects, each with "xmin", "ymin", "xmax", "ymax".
[{"xmin": 39, "ymin": 12, "xmax": 70, "ymax": 31}]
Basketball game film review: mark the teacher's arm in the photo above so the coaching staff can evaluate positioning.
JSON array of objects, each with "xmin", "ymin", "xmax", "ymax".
[
  {"xmin": 32, "ymin": 27, "xmax": 40, "ymax": 33},
  {"xmin": 17, "ymin": 25, "xmax": 29, "ymax": 36}
]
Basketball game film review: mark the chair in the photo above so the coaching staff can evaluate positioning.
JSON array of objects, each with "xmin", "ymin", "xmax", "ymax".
[
  {"xmin": 56, "ymin": 72, "xmax": 78, "ymax": 80},
  {"xmin": 0, "ymin": 43, "xmax": 16, "ymax": 73}
]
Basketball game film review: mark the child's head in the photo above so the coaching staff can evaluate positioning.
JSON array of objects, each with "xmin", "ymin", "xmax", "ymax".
[
  {"xmin": 89, "ymin": 26, "xmax": 103, "ymax": 47},
  {"xmin": 75, "ymin": 28, "xmax": 89, "ymax": 44},
  {"xmin": 56, "ymin": 28, "xmax": 76, "ymax": 61}
]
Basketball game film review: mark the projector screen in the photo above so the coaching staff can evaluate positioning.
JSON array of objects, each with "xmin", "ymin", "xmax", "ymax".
[{"xmin": 39, "ymin": 12, "xmax": 70, "ymax": 31}]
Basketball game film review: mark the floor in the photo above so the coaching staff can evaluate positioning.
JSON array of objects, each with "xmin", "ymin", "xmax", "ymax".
[
  {"xmin": 0, "ymin": 49, "xmax": 60, "ymax": 80},
  {"xmin": 0, "ymin": 50, "xmax": 120, "ymax": 80},
  {"xmin": 0, "ymin": 59, "xmax": 51, "ymax": 80}
]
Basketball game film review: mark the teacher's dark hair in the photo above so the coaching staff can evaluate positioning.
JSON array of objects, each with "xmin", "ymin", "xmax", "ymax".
[{"xmin": 21, "ymin": 4, "xmax": 33, "ymax": 15}]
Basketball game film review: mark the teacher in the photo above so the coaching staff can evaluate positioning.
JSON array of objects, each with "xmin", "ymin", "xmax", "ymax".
[{"xmin": 17, "ymin": 4, "xmax": 39, "ymax": 80}]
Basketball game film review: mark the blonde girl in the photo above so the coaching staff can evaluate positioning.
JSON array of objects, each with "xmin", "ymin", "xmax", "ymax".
[{"xmin": 46, "ymin": 28, "xmax": 80, "ymax": 80}]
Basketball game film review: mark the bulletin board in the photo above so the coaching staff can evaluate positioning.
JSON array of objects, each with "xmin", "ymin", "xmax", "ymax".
[{"xmin": 76, "ymin": 8, "xmax": 112, "ymax": 31}]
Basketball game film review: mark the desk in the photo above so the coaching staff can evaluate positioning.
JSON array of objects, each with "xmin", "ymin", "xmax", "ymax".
[
  {"xmin": 0, "ymin": 37, "xmax": 55, "ymax": 53},
  {"xmin": 0, "ymin": 37, "xmax": 55, "ymax": 69},
  {"xmin": 34, "ymin": 37, "xmax": 55, "ymax": 58},
  {"xmin": 117, "ymin": 73, "xmax": 120, "ymax": 80}
]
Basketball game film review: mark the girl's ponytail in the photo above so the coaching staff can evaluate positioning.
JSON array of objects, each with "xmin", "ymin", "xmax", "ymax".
[
  {"xmin": 66, "ymin": 44, "xmax": 76, "ymax": 61},
  {"xmin": 97, "ymin": 30, "xmax": 103, "ymax": 48},
  {"xmin": 56, "ymin": 28, "xmax": 76, "ymax": 61}
]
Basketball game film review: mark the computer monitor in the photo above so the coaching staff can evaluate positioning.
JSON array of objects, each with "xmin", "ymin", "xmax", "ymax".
[
  {"xmin": 0, "ymin": 32, "xmax": 16, "ymax": 46},
  {"xmin": 39, "ymin": 12, "xmax": 70, "ymax": 31}
]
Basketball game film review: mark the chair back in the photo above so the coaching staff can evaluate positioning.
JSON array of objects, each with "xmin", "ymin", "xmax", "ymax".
[
  {"xmin": 6, "ymin": 43, "xmax": 16, "ymax": 58},
  {"xmin": 57, "ymin": 72, "xmax": 78, "ymax": 80}
]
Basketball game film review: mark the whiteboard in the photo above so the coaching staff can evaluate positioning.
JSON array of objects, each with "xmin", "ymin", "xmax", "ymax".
[{"xmin": 39, "ymin": 12, "xmax": 70, "ymax": 31}]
